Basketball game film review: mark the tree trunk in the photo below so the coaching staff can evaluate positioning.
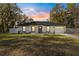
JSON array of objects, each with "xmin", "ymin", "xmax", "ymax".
[{"xmin": 2, "ymin": 19, "xmax": 7, "ymax": 33}]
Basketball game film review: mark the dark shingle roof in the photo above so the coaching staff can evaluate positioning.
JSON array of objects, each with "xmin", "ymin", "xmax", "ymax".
[{"xmin": 18, "ymin": 21, "xmax": 65, "ymax": 26}]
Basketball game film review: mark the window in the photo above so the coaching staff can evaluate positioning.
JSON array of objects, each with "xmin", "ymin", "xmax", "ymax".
[
  {"xmin": 46, "ymin": 26, "xmax": 50, "ymax": 32},
  {"xmin": 23, "ymin": 26, "xmax": 26, "ymax": 31},
  {"xmin": 32, "ymin": 26, "xmax": 35, "ymax": 32}
]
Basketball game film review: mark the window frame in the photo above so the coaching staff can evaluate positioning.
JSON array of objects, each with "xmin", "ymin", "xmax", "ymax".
[
  {"xmin": 46, "ymin": 26, "xmax": 50, "ymax": 32},
  {"xmin": 31, "ymin": 26, "xmax": 36, "ymax": 32},
  {"xmin": 22, "ymin": 26, "xmax": 26, "ymax": 31}
]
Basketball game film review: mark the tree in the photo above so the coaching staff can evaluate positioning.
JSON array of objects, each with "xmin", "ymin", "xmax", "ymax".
[
  {"xmin": 0, "ymin": 3, "xmax": 22, "ymax": 32},
  {"xmin": 50, "ymin": 4, "xmax": 66, "ymax": 24},
  {"xmin": 66, "ymin": 3, "xmax": 76, "ymax": 28},
  {"xmin": 50, "ymin": 3, "xmax": 79, "ymax": 33}
]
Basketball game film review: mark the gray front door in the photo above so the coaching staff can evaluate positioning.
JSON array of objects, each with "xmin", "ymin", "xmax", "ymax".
[{"xmin": 38, "ymin": 26, "xmax": 42, "ymax": 33}]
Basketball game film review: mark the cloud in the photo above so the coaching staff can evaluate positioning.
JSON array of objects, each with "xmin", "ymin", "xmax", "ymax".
[
  {"xmin": 21, "ymin": 7, "xmax": 49, "ymax": 21},
  {"xmin": 31, "ymin": 12, "xmax": 49, "ymax": 21},
  {"xmin": 22, "ymin": 7, "xmax": 38, "ymax": 16}
]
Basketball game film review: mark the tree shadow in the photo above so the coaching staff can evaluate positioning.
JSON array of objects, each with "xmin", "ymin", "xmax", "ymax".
[{"xmin": 0, "ymin": 37, "xmax": 79, "ymax": 56}]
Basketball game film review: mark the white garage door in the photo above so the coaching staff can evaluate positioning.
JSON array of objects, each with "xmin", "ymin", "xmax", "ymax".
[{"xmin": 55, "ymin": 26, "xmax": 66, "ymax": 34}]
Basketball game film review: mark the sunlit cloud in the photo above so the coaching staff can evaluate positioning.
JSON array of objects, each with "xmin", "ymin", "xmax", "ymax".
[
  {"xmin": 31, "ymin": 12, "xmax": 49, "ymax": 21},
  {"xmin": 21, "ymin": 7, "xmax": 49, "ymax": 21}
]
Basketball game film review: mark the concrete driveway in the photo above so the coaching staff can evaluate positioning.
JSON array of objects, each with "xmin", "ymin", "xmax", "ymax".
[{"xmin": 61, "ymin": 34, "xmax": 79, "ymax": 39}]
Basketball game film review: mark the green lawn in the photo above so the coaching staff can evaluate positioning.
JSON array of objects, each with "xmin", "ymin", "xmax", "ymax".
[
  {"xmin": 0, "ymin": 34, "xmax": 79, "ymax": 56},
  {"xmin": 0, "ymin": 33, "xmax": 72, "ymax": 39}
]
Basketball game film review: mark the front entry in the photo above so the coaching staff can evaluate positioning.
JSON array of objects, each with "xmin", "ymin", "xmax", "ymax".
[{"xmin": 38, "ymin": 26, "xmax": 42, "ymax": 33}]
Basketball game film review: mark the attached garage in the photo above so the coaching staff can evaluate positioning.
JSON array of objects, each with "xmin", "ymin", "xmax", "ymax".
[{"xmin": 55, "ymin": 26, "xmax": 66, "ymax": 34}]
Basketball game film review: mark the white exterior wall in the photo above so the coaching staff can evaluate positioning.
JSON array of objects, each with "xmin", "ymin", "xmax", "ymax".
[
  {"xmin": 50, "ymin": 26, "xmax": 55, "ymax": 33},
  {"xmin": 29, "ymin": 25, "xmax": 38, "ymax": 33},
  {"xmin": 18, "ymin": 26, "xmax": 23, "ymax": 33},
  {"xmin": 25, "ymin": 26, "xmax": 31, "ymax": 33},
  {"xmin": 25, "ymin": 26, "xmax": 28, "ymax": 33},
  {"xmin": 9, "ymin": 28, "xmax": 18, "ymax": 33},
  {"xmin": 28, "ymin": 26, "xmax": 31, "ymax": 32},
  {"xmin": 54, "ymin": 26, "xmax": 66, "ymax": 34},
  {"xmin": 9, "ymin": 25, "xmax": 66, "ymax": 34},
  {"xmin": 42, "ymin": 26, "xmax": 55, "ymax": 33},
  {"xmin": 9, "ymin": 26, "xmax": 22, "ymax": 33},
  {"xmin": 42, "ymin": 26, "xmax": 47, "ymax": 33},
  {"xmin": 35, "ymin": 26, "xmax": 38, "ymax": 33}
]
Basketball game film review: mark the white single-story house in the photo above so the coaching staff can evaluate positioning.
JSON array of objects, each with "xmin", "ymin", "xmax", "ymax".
[{"xmin": 9, "ymin": 21, "xmax": 66, "ymax": 34}]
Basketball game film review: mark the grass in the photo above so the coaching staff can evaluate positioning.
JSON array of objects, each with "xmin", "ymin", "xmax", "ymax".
[
  {"xmin": 73, "ymin": 34, "xmax": 79, "ymax": 36},
  {"xmin": 0, "ymin": 33, "xmax": 69, "ymax": 38},
  {"xmin": 0, "ymin": 33, "xmax": 79, "ymax": 56},
  {"xmin": 0, "ymin": 38, "xmax": 16, "ymax": 40}
]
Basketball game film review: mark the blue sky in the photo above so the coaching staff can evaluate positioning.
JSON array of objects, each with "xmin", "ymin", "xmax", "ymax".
[
  {"xmin": 17, "ymin": 3, "xmax": 66, "ymax": 21},
  {"xmin": 17, "ymin": 3, "xmax": 56, "ymax": 12}
]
